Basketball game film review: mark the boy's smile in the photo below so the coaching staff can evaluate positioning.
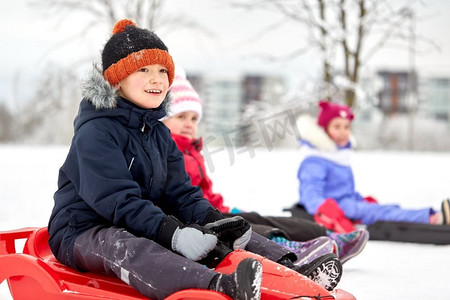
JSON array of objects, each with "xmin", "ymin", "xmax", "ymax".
[{"xmin": 145, "ymin": 89, "xmax": 163, "ymax": 94}]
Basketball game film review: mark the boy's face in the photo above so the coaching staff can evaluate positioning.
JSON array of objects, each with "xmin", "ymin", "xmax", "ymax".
[
  {"xmin": 163, "ymin": 111, "xmax": 199, "ymax": 140},
  {"xmin": 326, "ymin": 117, "xmax": 351, "ymax": 147},
  {"xmin": 116, "ymin": 64, "xmax": 170, "ymax": 109}
]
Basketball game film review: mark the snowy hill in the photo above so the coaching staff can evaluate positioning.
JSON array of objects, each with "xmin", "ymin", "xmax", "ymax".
[{"xmin": 1, "ymin": 145, "xmax": 449, "ymax": 299}]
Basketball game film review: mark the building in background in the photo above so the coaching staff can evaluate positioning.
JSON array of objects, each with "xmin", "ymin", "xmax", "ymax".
[
  {"xmin": 425, "ymin": 77, "xmax": 450, "ymax": 121},
  {"xmin": 376, "ymin": 70, "xmax": 417, "ymax": 114},
  {"xmin": 187, "ymin": 73, "xmax": 285, "ymax": 147},
  {"xmin": 185, "ymin": 68, "xmax": 450, "ymax": 151}
]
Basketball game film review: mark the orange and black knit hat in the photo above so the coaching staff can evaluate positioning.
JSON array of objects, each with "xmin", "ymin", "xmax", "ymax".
[{"xmin": 102, "ymin": 19, "xmax": 175, "ymax": 86}]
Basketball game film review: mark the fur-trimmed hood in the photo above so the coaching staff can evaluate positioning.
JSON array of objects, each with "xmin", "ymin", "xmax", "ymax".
[
  {"xmin": 81, "ymin": 63, "xmax": 119, "ymax": 110},
  {"xmin": 297, "ymin": 114, "xmax": 355, "ymax": 166},
  {"xmin": 74, "ymin": 64, "xmax": 170, "ymax": 132},
  {"xmin": 297, "ymin": 114, "xmax": 338, "ymax": 151}
]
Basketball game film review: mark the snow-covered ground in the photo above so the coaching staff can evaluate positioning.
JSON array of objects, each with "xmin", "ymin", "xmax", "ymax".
[{"xmin": 1, "ymin": 145, "xmax": 449, "ymax": 299}]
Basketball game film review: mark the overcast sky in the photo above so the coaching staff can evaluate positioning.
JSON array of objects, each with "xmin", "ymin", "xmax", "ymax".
[{"xmin": 1, "ymin": 0, "xmax": 450, "ymax": 109}]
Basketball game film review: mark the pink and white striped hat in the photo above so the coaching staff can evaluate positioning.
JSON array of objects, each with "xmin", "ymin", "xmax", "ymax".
[{"xmin": 167, "ymin": 66, "xmax": 202, "ymax": 121}]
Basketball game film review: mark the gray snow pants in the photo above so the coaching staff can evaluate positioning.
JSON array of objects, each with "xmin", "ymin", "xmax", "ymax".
[{"xmin": 73, "ymin": 225, "xmax": 290, "ymax": 299}]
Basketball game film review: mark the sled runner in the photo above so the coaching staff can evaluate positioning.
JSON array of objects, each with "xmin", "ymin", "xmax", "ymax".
[
  {"xmin": 286, "ymin": 203, "xmax": 450, "ymax": 245},
  {"xmin": 0, "ymin": 227, "xmax": 355, "ymax": 300}
]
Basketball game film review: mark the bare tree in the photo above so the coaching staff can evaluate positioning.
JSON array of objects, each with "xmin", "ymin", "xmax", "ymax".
[
  {"xmin": 15, "ymin": 63, "xmax": 81, "ymax": 144},
  {"xmin": 228, "ymin": 0, "xmax": 438, "ymax": 107},
  {"xmin": 32, "ymin": 0, "xmax": 217, "ymax": 31},
  {"xmin": 26, "ymin": 0, "xmax": 217, "ymax": 87},
  {"xmin": 29, "ymin": 0, "xmax": 215, "ymax": 66}
]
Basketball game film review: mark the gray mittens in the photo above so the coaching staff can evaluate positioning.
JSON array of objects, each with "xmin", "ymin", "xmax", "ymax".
[
  {"xmin": 158, "ymin": 214, "xmax": 252, "ymax": 262},
  {"xmin": 158, "ymin": 215, "xmax": 217, "ymax": 261},
  {"xmin": 171, "ymin": 225, "xmax": 217, "ymax": 260}
]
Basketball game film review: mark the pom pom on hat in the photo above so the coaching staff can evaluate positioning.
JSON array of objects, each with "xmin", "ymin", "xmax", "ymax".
[
  {"xmin": 102, "ymin": 19, "xmax": 174, "ymax": 86},
  {"xmin": 317, "ymin": 100, "xmax": 354, "ymax": 128},
  {"xmin": 167, "ymin": 65, "xmax": 202, "ymax": 121},
  {"xmin": 112, "ymin": 19, "xmax": 136, "ymax": 34}
]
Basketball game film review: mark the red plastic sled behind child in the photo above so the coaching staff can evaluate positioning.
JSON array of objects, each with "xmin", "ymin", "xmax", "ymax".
[{"xmin": 0, "ymin": 227, "xmax": 355, "ymax": 300}]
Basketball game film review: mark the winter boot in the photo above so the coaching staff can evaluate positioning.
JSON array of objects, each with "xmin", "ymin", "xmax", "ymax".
[
  {"xmin": 327, "ymin": 228, "xmax": 369, "ymax": 263},
  {"xmin": 278, "ymin": 253, "xmax": 342, "ymax": 291},
  {"xmin": 209, "ymin": 258, "xmax": 262, "ymax": 300},
  {"xmin": 442, "ymin": 198, "xmax": 450, "ymax": 225},
  {"xmin": 271, "ymin": 236, "xmax": 336, "ymax": 267}
]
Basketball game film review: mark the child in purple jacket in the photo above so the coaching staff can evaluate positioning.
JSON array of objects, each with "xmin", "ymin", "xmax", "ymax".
[{"xmin": 297, "ymin": 100, "xmax": 450, "ymax": 232}]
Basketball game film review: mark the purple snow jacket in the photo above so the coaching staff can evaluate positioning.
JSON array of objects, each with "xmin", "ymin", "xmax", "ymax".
[
  {"xmin": 297, "ymin": 115, "xmax": 432, "ymax": 225},
  {"xmin": 48, "ymin": 65, "xmax": 215, "ymax": 269}
]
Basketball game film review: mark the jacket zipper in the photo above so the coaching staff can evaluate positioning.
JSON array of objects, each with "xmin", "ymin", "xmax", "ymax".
[
  {"xmin": 128, "ymin": 157, "xmax": 135, "ymax": 170},
  {"xmin": 140, "ymin": 121, "xmax": 153, "ymax": 195}
]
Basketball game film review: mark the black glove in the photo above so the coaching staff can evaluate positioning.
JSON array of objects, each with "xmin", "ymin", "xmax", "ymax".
[
  {"xmin": 197, "ymin": 240, "xmax": 233, "ymax": 269},
  {"xmin": 204, "ymin": 216, "xmax": 252, "ymax": 250},
  {"xmin": 202, "ymin": 208, "xmax": 225, "ymax": 224},
  {"xmin": 158, "ymin": 215, "xmax": 218, "ymax": 261}
]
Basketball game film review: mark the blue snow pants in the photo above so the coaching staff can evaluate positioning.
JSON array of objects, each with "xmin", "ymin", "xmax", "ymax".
[{"xmin": 339, "ymin": 199, "xmax": 433, "ymax": 225}]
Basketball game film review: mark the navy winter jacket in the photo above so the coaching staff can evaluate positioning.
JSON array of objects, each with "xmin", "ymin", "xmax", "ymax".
[{"xmin": 48, "ymin": 66, "xmax": 215, "ymax": 269}]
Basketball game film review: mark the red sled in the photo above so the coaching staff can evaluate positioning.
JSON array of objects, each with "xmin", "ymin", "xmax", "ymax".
[{"xmin": 0, "ymin": 227, "xmax": 355, "ymax": 300}]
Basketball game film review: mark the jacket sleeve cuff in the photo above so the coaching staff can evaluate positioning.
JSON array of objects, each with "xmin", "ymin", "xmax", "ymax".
[
  {"xmin": 202, "ymin": 208, "xmax": 225, "ymax": 225},
  {"xmin": 157, "ymin": 215, "xmax": 182, "ymax": 249}
]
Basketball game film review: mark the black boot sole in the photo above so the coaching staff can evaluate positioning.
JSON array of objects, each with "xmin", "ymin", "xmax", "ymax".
[{"xmin": 297, "ymin": 253, "xmax": 343, "ymax": 291}]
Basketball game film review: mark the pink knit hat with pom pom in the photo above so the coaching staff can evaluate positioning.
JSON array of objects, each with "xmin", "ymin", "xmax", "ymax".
[
  {"xmin": 317, "ymin": 100, "xmax": 354, "ymax": 128},
  {"xmin": 167, "ymin": 66, "xmax": 202, "ymax": 121}
]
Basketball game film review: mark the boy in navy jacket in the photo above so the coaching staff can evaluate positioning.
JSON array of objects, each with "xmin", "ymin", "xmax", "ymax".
[
  {"xmin": 48, "ymin": 19, "xmax": 341, "ymax": 299},
  {"xmin": 48, "ymin": 19, "xmax": 264, "ymax": 300}
]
